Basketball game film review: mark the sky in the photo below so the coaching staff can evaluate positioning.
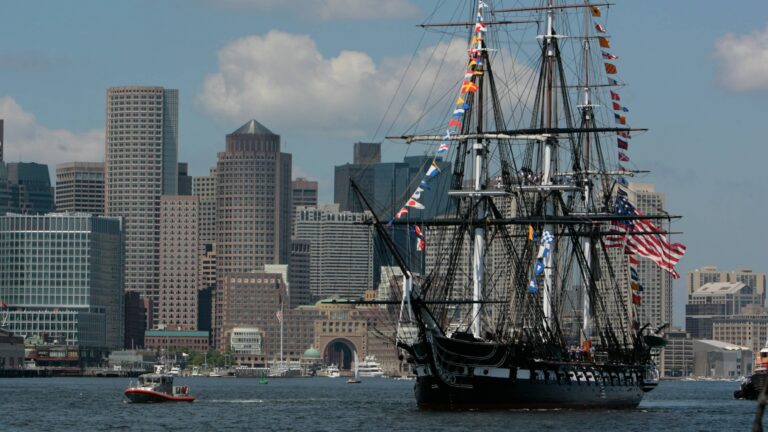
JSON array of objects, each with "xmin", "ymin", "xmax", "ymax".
[{"xmin": 0, "ymin": 0, "xmax": 766, "ymax": 326}]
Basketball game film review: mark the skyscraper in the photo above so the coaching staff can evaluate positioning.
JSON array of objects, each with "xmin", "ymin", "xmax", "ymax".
[
  {"xmin": 688, "ymin": 266, "xmax": 766, "ymax": 304},
  {"xmin": 7, "ymin": 162, "xmax": 54, "ymax": 215},
  {"xmin": 55, "ymin": 162, "xmax": 104, "ymax": 215},
  {"xmin": 0, "ymin": 119, "xmax": 4, "ymax": 162},
  {"xmin": 177, "ymin": 162, "xmax": 192, "ymax": 196},
  {"xmin": 214, "ymin": 120, "xmax": 292, "ymax": 347},
  {"xmin": 294, "ymin": 204, "xmax": 373, "ymax": 300},
  {"xmin": 104, "ymin": 86, "xmax": 179, "ymax": 323},
  {"xmin": 291, "ymin": 177, "xmax": 318, "ymax": 236},
  {"xmin": 158, "ymin": 195, "xmax": 199, "ymax": 330}
]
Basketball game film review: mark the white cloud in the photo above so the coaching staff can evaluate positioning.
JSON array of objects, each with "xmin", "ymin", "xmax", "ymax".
[
  {"xmin": 208, "ymin": 0, "xmax": 419, "ymax": 20},
  {"xmin": 198, "ymin": 30, "xmax": 533, "ymax": 138},
  {"xmin": 713, "ymin": 25, "xmax": 768, "ymax": 91},
  {"xmin": 0, "ymin": 97, "xmax": 104, "ymax": 169}
]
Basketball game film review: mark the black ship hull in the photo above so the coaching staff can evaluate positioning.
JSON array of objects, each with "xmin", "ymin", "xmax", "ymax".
[
  {"xmin": 414, "ymin": 373, "xmax": 643, "ymax": 410},
  {"xmin": 406, "ymin": 334, "xmax": 654, "ymax": 410},
  {"xmin": 735, "ymin": 370, "xmax": 768, "ymax": 400}
]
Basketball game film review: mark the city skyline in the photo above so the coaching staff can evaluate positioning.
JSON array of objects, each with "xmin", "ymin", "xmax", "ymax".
[{"xmin": 0, "ymin": 1, "xmax": 766, "ymax": 327}]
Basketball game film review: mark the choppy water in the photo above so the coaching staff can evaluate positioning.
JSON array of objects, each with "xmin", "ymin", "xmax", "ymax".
[{"xmin": 0, "ymin": 377, "xmax": 757, "ymax": 431}]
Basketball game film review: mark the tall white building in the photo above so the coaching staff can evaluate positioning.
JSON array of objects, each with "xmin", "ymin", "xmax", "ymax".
[
  {"xmin": 688, "ymin": 266, "xmax": 766, "ymax": 305},
  {"xmin": 295, "ymin": 204, "xmax": 373, "ymax": 300},
  {"xmin": 104, "ymin": 86, "xmax": 179, "ymax": 324}
]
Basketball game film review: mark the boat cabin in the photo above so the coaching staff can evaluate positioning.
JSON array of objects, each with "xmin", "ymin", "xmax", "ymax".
[{"xmin": 138, "ymin": 373, "xmax": 173, "ymax": 391}]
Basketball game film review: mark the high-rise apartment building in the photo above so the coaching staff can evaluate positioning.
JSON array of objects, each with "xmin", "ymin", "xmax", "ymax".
[
  {"xmin": 193, "ymin": 169, "xmax": 217, "ymax": 247},
  {"xmin": 7, "ymin": 162, "xmax": 54, "ymax": 215},
  {"xmin": 627, "ymin": 183, "xmax": 673, "ymax": 330},
  {"xmin": 0, "ymin": 118, "xmax": 4, "ymax": 162},
  {"xmin": 55, "ymin": 162, "xmax": 104, "ymax": 214},
  {"xmin": 105, "ymin": 86, "xmax": 179, "ymax": 322},
  {"xmin": 158, "ymin": 195, "xmax": 199, "ymax": 330},
  {"xmin": 0, "ymin": 213, "xmax": 124, "ymax": 350},
  {"xmin": 213, "ymin": 120, "xmax": 292, "ymax": 347},
  {"xmin": 295, "ymin": 204, "xmax": 373, "ymax": 300}
]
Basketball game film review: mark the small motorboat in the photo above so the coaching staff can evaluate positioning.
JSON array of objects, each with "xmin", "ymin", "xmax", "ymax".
[{"xmin": 124, "ymin": 371, "xmax": 195, "ymax": 403}]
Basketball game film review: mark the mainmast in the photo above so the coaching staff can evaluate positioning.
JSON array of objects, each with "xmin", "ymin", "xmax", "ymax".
[
  {"xmin": 579, "ymin": 1, "xmax": 594, "ymax": 347},
  {"xmin": 540, "ymin": 0, "xmax": 558, "ymax": 331},
  {"xmin": 471, "ymin": 2, "xmax": 488, "ymax": 339}
]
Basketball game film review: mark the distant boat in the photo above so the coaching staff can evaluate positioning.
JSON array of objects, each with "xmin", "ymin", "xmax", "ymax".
[
  {"xmin": 320, "ymin": 364, "xmax": 340, "ymax": 378},
  {"xmin": 124, "ymin": 372, "xmax": 195, "ymax": 403},
  {"xmin": 357, "ymin": 356, "xmax": 385, "ymax": 378},
  {"xmin": 347, "ymin": 352, "xmax": 361, "ymax": 384}
]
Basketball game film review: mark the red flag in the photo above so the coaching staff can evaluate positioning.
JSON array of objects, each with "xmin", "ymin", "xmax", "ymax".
[
  {"xmin": 617, "ymin": 130, "xmax": 631, "ymax": 139},
  {"xmin": 632, "ymin": 294, "xmax": 642, "ymax": 305},
  {"xmin": 610, "ymin": 90, "xmax": 621, "ymax": 101},
  {"xmin": 598, "ymin": 37, "xmax": 610, "ymax": 48},
  {"xmin": 448, "ymin": 119, "xmax": 461, "ymax": 128},
  {"xmin": 604, "ymin": 63, "xmax": 617, "ymax": 74},
  {"xmin": 595, "ymin": 24, "xmax": 607, "ymax": 33},
  {"xmin": 416, "ymin": 238, "xmax": 425, "ymax": 252},
  {"xmin": 618, "ymin": 152, "xmax": 630, "ymax": 162},
  {"xmin": 461, "ymin": 81, "xmax": 478, "ymax": 93},
  {"xmin": 617, "ymin": 138, "xmax": 628, "ymax": 150},
  {"xmin": 395, "ymin": 207, "xmax": 408, "ymax": 219}
]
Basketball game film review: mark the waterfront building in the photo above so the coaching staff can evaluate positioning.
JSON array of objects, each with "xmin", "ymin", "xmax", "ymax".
[
  {"xmin": 712, "ymin": 314, "xmax": 768, "ymax": 354},
  {"xmin": 692, "ymin": 339, "xmax": 753, "ymax": 379},
  {"xmin": 0, "ymin": 328, "xmax": 24, "ymax": 370},
  {"xmin": 105, "ymin": 86, "xmax": 179, "ymax": 323},
  {"xmin": 294, "ymin": 204, "xmax": 373, "ymax": 300},
  {"xmin": 688, "ymin": 266, "xmax": 766, "ymax": 304},
  {"xmin": 144, "ymin": 330, "xmax": 209, "ymax": 354},
  {"xmin": 7, "ymin": 162, "xmax": 54, "ymax": 215},
  {"xmin": 230, "ymin": 327, "xmax": 263, "ymax": 356},
  {"xmin": 157, "ymin": 195, "xmax": 199, "ymax": 330},
  {"xmin": 0, "ymin": 213, "xmax": 124, "ymax": 350},
  {"xmin": 659, "ymin": 328, "xmax": 693, "ymax": 378},
  {"xmin": 214, "ymin": 120, "xmax": 292, "ymax": 348},
  {"xmin": 220, "ymin": 271, "xmax": 317, "ymax": 361},
  {"xmin": 686, "ymin": 282, "xmax": 762, "ymax": 339},
  {"xmin": 0, "ymin": 162, "xmax": 10, "ymax": 216},
  {"xmin": 55, "ymin": 162, "xmax": 104, "ymax": 215}
]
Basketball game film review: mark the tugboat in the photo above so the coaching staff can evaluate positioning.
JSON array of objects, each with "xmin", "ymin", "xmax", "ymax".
[
  {"xmin": 124, "ymin": 366, "xmax": 195, "ymax": 403},
  {"xmin": 735, "ymin": 345, "xmax": 768, "ymax": 400}
]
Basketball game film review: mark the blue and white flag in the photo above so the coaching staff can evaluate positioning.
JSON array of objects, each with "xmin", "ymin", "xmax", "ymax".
[
  {"xmin": 437, "ymin": 143, "xmax": 449, "ymax": 154},
  {"xmin": 426, "ymin": 162, "xmax": 441, "ymax": 178},
  {"xmin": 534, "ymin": 260, "xmax": 545, "ymax": 276},
  {"xmin": 541, "ymin": 230, "xmax": 554, "ymax": 244},
  {"xmin": 528, "ymin": 279, "xmax": 538, "ymax": 293}
]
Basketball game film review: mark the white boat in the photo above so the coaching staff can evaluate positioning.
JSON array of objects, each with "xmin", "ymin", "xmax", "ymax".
[
  {"xmin": 357, "ymin": 355, "xmax": 384, "ymax": 378},
  {"xmin": 321, "ymin": 364, "xmax": 340, "ymax": 378},
  {"xmin": 168, "ymin": 366, "xmax": 181, "ymax": 376}
]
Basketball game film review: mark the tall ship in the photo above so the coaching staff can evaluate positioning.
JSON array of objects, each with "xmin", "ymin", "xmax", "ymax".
[{"xmin": 352, "ymin": 0, "xmax": 686, "ymax": 410}]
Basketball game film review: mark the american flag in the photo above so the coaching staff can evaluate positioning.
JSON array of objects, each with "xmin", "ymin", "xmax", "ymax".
[{"xmin": 604, "ymin": 193, "xmax": 686, "ymax": 279}]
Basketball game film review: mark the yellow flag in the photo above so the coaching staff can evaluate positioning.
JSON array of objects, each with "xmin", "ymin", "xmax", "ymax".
[
  {"xmin": 456, "ymin": 97, "xmax": 465, "ymax": 105},
  {"xmin": 591, "ymin": 6, "xmax": 601, "ymax": 17},
  {"xmin": 528, "ymin": 225, "xmax": 534, "ymax": 241},
  {"xmin": 472, "ymin": 36, "xmax": 483, "ymax": 44}
]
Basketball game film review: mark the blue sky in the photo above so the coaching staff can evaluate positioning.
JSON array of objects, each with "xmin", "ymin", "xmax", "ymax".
[{"xmin": 1, "ymin": 0, "xmax": 766, "ymax": 326}]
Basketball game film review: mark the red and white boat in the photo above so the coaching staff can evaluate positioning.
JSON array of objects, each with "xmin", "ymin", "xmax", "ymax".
[{"xmin": 124, "ymin": 370, "xmax": 195, "ymax": 403}]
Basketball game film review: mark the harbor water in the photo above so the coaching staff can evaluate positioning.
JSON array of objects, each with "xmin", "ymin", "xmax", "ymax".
[{"xmin": 0, "ymin": 378, "xmax": 756, "ymax": 431}]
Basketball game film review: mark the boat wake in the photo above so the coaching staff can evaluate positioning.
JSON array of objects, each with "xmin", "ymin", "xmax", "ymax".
[{"xmin": 206, "ymin": 399, "xmax": 265, "ymax": 404}]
